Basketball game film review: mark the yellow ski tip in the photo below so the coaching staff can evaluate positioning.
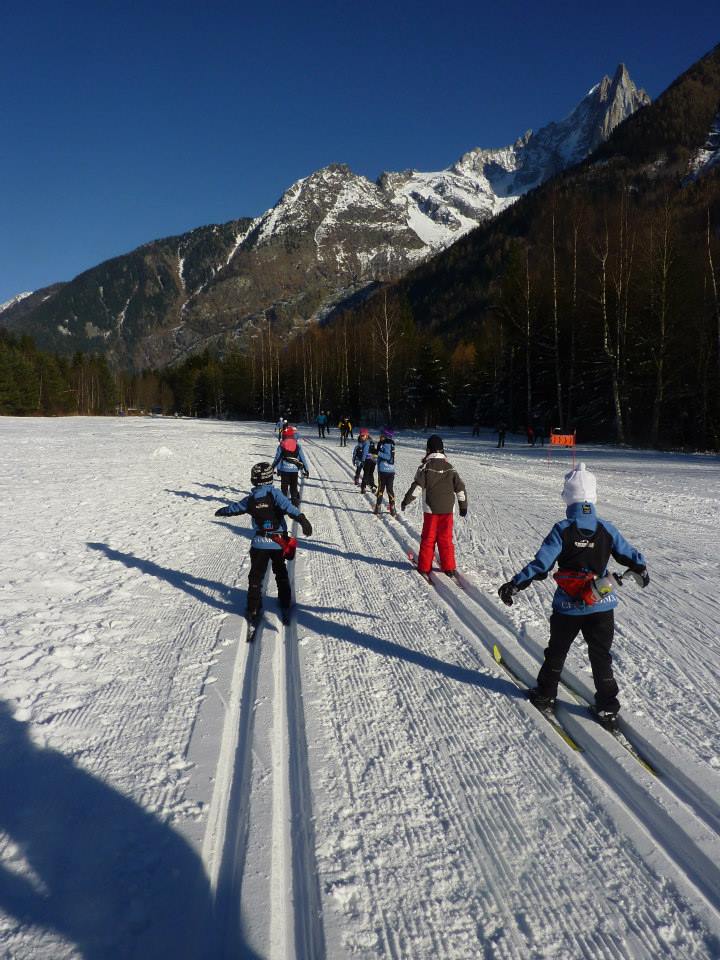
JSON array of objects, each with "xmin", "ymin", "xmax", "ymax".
[{"xmin": 492, "ymin": 643, "xmax": 503, "ymax": 664}]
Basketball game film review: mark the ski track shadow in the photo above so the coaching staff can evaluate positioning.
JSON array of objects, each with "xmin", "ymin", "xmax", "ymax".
[
  {"xmin": 296, "ymin": 607, "xmax": 520, "ymax": 698},
  {"xmin": 86, "ymin": 542, "xmax": 247, "ymax": 613},
  {"xmin": 0, "ymin": 701, "xmax": 262, "ymax": 960}
]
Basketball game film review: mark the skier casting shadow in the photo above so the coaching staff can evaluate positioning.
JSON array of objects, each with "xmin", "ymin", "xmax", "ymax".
[{"xmin": 0, "ymin": 700, "xmax": 256, "ymax": 959}]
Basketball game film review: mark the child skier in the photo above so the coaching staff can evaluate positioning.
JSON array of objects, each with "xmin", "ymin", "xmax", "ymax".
[
  {"xmin": 359, "ymin": 429, "xmax": 377, "ymax": 493},
  {"xmin": 352, "ymin": 430, "xmax": 367, "ymax": 485},
  {"xmin": 400, "ymin": 435, "xmax": 467, "ymax": 579},
  {"xmin": 272, "ymin": 425, "xmax": 309, "ymax": 507},
  {"xmin": 214, "ymin": 462, "xmax": 313, "ymax": 624},
  {"xmin": 497, "ymin": 462, "xmax": 649, "ymax": 723},
  {"xmin": 374, "ymin": 427, "xmax": 397, "ymax": 516}
]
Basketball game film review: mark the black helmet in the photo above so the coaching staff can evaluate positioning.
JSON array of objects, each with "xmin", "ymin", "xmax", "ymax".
[
  {"xmin": 426, "ymin": 434, "xmax": 444, "ymax": 453},
  {"xmin": 251, "ymin": 462, "xmax": 274, "ymax": 486}
]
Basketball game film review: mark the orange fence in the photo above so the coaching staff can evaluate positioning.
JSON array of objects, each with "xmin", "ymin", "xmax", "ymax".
[{"xmin": 548, "ymin": 430, "xmax": 576, "ymax": 467}]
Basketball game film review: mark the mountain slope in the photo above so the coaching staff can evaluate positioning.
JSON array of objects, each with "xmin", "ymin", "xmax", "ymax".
[{"xmin": 1, "ymin": 66, "xmax": 648, "ymax": 369}]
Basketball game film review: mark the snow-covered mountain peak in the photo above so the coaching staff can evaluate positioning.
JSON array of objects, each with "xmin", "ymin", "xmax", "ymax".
[
  {"xmin": 0, "ymin": 291, "xmax": 33, "ymax": 315},
  {"xmin": 250, "ymin": 65, "xmax": 649, "ymax": 263}
]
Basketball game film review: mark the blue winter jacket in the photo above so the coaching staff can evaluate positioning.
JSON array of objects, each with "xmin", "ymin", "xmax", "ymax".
[
  {"xmin": 376, "ymin": 439, "xmax": 395, "ymax": 474},
  {"xmin": 352, "ymin": 441, "xmax": 365, "ymax": 466},
  {"xmin": 513, "ymin": 502, "xmax": 646, "ymax": 615},
  {"xmin": 271, "ymin": 441, "xmax": 309, "ymax": 475},
  {"xmin": 220, "ymin": 484, "xmax": 301, "ymax": 550}
]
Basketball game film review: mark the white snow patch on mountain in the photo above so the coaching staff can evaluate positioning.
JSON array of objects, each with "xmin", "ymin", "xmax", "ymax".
[
  {"xmin": 0, "ymin": 291, "xmax": 33, "ymax": 314},
  {"xmin": 688, "ymin": 112, "xmax": 720, "ymax": 179}
]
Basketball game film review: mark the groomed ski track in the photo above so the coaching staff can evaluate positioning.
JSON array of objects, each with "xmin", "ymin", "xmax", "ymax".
[{"xmin": 195, "ymin": 428, "xmax": 720, "ymax": 959}]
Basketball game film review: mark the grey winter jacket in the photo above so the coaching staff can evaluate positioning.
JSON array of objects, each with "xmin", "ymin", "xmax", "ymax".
[{"xmin": 403, "ymin": 453, "xmax": 467, "ymax": 515}]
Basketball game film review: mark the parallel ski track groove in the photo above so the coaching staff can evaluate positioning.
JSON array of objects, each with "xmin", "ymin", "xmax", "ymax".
[
  {"xmin": 314, "ymin": 438, "xmax": 720, "ymax": 930},
  {"xmin": 207, "ymin": 471, "xmax": 325, "ymax": 959},
  {"xmin": 284, "ymin": 477, "xmax": 327, "ymax": 960}
]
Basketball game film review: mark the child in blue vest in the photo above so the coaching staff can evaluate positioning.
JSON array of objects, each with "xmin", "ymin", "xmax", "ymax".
[
  {"xmin": 498, "ymin": 463, "xmax": 649, "ymax": 722},
  {"xmin": 215, "ymin": 462, "xmax": 312, "ymax": 622},
  {"xmin": 271, "ymin": 426, "xmax": 309, "ymax": 507},
  {"xmin": 374, "ymin": 427, "xmax": 397, "ymax": 516}
]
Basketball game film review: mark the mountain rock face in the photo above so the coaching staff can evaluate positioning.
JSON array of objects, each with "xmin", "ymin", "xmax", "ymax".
[{"xmin": 1, "ymin": 66, "xmax": 649, "ymax": 369}]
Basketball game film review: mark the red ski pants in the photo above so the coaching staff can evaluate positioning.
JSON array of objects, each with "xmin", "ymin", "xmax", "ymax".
[{"xmin": 417, "ymin": 513, "xmax": 455, "ymax": 573}]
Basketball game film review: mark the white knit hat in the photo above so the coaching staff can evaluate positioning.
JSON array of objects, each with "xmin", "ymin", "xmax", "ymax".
[{"xmin": 561, "ymin": 462, "xmax": 597, "ymax": 504}]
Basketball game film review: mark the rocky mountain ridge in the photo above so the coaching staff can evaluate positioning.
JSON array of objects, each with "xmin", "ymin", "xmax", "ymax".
[{"xmin": 1, "ymin": 65, "xmax": 649, "ymax": 369}]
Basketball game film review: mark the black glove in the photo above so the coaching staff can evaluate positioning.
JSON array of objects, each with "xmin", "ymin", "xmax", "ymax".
[
  {"xmin": 297, "ymin": 514, "xmax": 312, "ymax": 537},
  {"xmin": 400, "ymin": 497, "xmax": 411, "ymax": 511},
  {"xmin": 303, "ymin": 471, "xmax": 310, "ymax": 479},
  {"xmin": 459, "ymin": 508, "xmax": 467, "ymax": 518},
  {"xmin": 628, "ymin": 568, "xmax": 650, "ymax": 588},
  {"xmin": 498, "ymin": 581, "xmax": 519, "ymax": 606},
  {"xmin": 215, "ymin": 506, "xmax": 231, "ymax": 517}
]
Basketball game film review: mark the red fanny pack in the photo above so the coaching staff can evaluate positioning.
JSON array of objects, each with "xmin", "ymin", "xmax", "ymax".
[
  {"xmin": 553, "ymin": 569, "xmax": 597, "ymax": 605},
  {"xmin": 270, "ymin": 533, "xmax": 297, "ymax": 560}
]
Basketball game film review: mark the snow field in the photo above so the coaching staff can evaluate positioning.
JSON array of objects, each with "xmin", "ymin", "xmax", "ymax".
[{"xmin": 1, "ymin": 417, "xmax": 719, "ymax": 959}]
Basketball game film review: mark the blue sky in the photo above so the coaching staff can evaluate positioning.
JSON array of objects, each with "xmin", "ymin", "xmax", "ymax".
[{"xmin": 1, "ymin": 0, "xmax": 719, "ymax": 302}]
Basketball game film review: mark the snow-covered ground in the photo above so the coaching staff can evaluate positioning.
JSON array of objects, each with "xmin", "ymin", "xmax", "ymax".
[{"xmin": 1, "ymin": 416, "xmax": 719, "ymax": 959}]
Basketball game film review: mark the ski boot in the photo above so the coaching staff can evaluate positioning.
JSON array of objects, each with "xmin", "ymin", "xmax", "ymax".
[
  {"xmin": 592, "ymin": 705, "xmax": 620, "ymax": 730},
  {"xmin": 280, "ymin": 605, "xmax": 292, "ymax": 626},
  {"xmin": 245, "ymin": 608, "xmax": 261, "ymax": 642},
  {"xmin": 528, "ymin": 688, "xmax": 556, "ymax": 712},
  {"xmin": 417, "ymin": 571, "xmax": 433, "ymax": 584},
  {"xmin": 444, "ymin": 570, "xmax": 457, "ymax": 579}
]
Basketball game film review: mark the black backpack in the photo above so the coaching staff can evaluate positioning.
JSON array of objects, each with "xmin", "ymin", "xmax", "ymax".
[{"xmin": 247, "ymin": 491, "xmax": 282, "ymax": 534}]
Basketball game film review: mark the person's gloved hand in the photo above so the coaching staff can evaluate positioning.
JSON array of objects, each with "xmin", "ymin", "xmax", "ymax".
[
  {"xmin": 303, "ymin": 471, "xmax": 310, "ymax": 479},
  {"xmin": 498, "ymin": 581, "xmax": 519, "ymax": 606},
  {"xmin": 459, "ymin": 507, "xmax": 467, "ymax": 518},
  {"xmin": 400, "ymin": 497, "xmax": 411, "ymax": 511},
  {"xmin": 215, "ymin": 506, "xmax": 231, "ymax": 517},
  {"xmin": 297, "ymin": 514, "xmax": 312, "ymax": 537},
  {"xmin": 628, "ymin": 568, "xmax": 650, "ymax": 588}
]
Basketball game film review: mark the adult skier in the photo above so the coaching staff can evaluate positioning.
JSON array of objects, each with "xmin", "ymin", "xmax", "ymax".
[
  {"xmin": 497, "ymin": 462, "xmax": 649, "ymax": 723},
  {"xmin": 271, "ymin": 426, "xmax": 309, "ymax": 507},
  {"xmin": 338, "ymin": 417, "xmax": 352, "ymax": 447},
  {"xmin": 214, "ymin": 462, "xmax": 312, "ymax": 625},
  {"xmin": 400, "ymin": 435, "xmax": 467, "ymax": 579},
  {"xmin": 316, "ymin": 412, "xmax": 327, "ymax": 438},
  {"xmin": 374, "ymin": 427, "xmax": 397, "ymax": 516}
]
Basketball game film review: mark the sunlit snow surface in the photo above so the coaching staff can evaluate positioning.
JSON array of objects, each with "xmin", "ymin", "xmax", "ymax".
[{"xmin": 1, "ymin": 417, "xmax": 719, "ymax": 959}]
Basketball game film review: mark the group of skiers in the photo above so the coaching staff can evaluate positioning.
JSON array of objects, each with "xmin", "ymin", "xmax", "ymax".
[{"xmin": 214, "ymin": 420, "xmax": 649, "ymax": 725}]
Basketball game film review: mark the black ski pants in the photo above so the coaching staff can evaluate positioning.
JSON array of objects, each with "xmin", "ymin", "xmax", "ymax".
[
  {"xmin": 248, "ymin": 547, "xmax": 291, "ymax": 615},
  {"xmin": 376, "ymin": 472, "xmax": 395, "ymax": 510},
  {"xmin": 360, "ymin": 460, "xmax": 376, "ymax": 492},
  {"xmin": 536, "ymin": 611, "xmax": 619, "ymax": 711},
  {"xmin": 353, "ymin": 463, "xmax": 363, "ymax": 484},
  {"xmin": 340, "ymin": 429, "xmax": 349, "ymax": 447},
  {"xmin": 279, "ymin": 471, "xmax": 300, "ymax": 506}
]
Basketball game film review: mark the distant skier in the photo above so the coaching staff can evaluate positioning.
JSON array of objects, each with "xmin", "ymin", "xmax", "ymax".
[
  {"xmin": 339, "ymin": 417, "xmax": 352, "ymax": 447},
  {"xmin": 316, "ymin": 412, "xmax": 327, "ymax": 438},
  {"xmin": 352, "ymin": 430, "xmax": 367, "ymax": 485},
  {"xmin": 359, "ymin": 430, "xmax": 378, "ymax": 493},
  {"xmin": 272, "ymin": 425, "xmax": 309, "ymax": 507},
  {"xmin": 496, "ymin": 422, "xmax": 507, "ymax": 448},
  {"xmin": 276, "ymin": 417, "xmax": 288, "ymax": 441},
  {"xmin": 401, "ymin": 434, "xmax": 467, "ymax": 579},
  {"xmin": 214, "ymin": 462, "xmax": 312, "ymax": 624},
  {"xmin": 526, "ymin": 425, "xmax": 535, "ymax": 446},
  {"xmin": 497, "ymin": 462, "xmax": 649, "ymax": 724},
  {"xmin": 374, "ymin": 427, "xmax": 397, "ymax": 516}
]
